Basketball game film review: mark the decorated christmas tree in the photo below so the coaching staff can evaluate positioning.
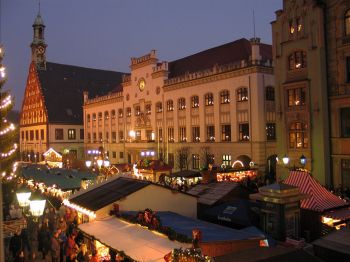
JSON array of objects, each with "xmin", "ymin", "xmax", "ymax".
[{"xmin": 0, "ymin": 45, "xmax": 18, "ymax": 175}]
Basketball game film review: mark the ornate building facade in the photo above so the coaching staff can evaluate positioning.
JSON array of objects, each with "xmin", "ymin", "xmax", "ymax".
[
  {"xmin": 272, "ymin": 0, "xmax": 330, "ymax": 185},
  {"xmin": 84, "ymin": 38, "xmax": 276, "ymax": 174},
  {"xmin": 326, "ymin": 0, "xmax": 350, "ymax": 188},
  {"xmin": 19, "ymin": 13, "xmax": 124, "ymax": 162}
]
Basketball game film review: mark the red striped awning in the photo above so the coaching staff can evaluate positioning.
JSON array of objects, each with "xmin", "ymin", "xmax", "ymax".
[{"xmin": 284, "ymin": 170, "xmax": 348, "ymax": 212}]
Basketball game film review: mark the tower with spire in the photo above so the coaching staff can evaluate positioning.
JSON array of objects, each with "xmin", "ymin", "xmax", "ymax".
[{"xmin": 30, "ymin": 7, "xmax": 47, "ymax": 70}]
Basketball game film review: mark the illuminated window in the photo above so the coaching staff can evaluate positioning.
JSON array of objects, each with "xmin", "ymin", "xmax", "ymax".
[
  {"xmin": 166, "ymin": 100, "xmax": 174, "ymax": 111},
  {"xmin": 192, "ymin": 126, "xmax": 200, "ymax": 142},
  {"xmin": 192, "ymin": 154, "xmax": 200, "ymax": 169},
  {"xmin": 118, "ymin": 109, "xmax": 123, "ymax": 118},
  {"xmin": 112, "ymin": 132, "xmax": 116, "ymax": 142},
  {"xmin": 222, "ymin": 155, "xmax": 231, "ymax": 166},
  {"xmin": 119, "ymin": 131, "xmax": 124, "ymax": 141},
  {"xmin": 265, "ymin": 86, "xmax": 275, "ymax": 101},
  {"xmin": 289, "ymin": 122, "xmax": 308, "ymax": 149},
  {"xmin": 289, "ymin": 20, "xmax": 295, "ymax": 35},
  {"xmin": 168, "ymin": 127, "xmax": 174, "ymax": 142},
  {"xmin": 105, "ymin": 132, "xmax": 109, "ymax": 142},
  {"xmin": 135, "ymin": 106, "xmax": 141, "ymax": 116},
  {"xmin": 205, "ymin": 93, "xmax": 214, "ymax": 106},
  {"xmin": 345, "ymin": 9, "xmax": 350, "ymax": 36},
  {"xmin": 191, "ymin": 96, "xmax": 199, "ymax": 108},
  {"xmin": 158, "ymin": 128, "xmax": 163, "ymax": 142},
  {"xmin": 104, "ymin": 111, "xmax": 109, "ymax": 120},
  {"xmin": 296, "ymin": 18, "xmax": 302, "ymax": 32},
  {"xmin": 87, "ymin": 114, "xmax": 91, "ymax": 122},
  {"xmin": 145, "ymin": 104, "xmax": 151, "ymax": 114},
  {"xmin": 237, "ymin": 88, "xmax": 248, "ymax": 102},
  {"xmin": 111, "ymin": 110, "xmax": 116, "ymax": 119},
  {"xmin": 287, "ymin": 88, "xmax": 306, "ymax": 107},
  {"xmin": 68, "ymin": 129, "xmax": 76, "ymax": 140},
  {"xmin": 220, "ymin": 90, "xmax": 230, "ymax": 104},
  {"xmin": 239, "ymin": 123, "xmax": 250, "ymax": 141},
  {"xmin": 156, "ymin": 102, "xmax": 163, "ymax": 113},
  {"xmin": 206, "ymin": 125, "xmax": 215, "ymax": 142},
  {"xmin": 221, "ymin": 125, "xmax": 231, "ymax": 141},
  {"xmin": 92, "ymin": 113, "xmax": 96, "ymax": 121},
  {"xmin": 178, "ymin": 98, "xmax": 186, "ymax": 110},
  {"xmin": 266, "ymin": 123, "xmax": 276, "ymax": 141},
  {"xmin": 288, "ymin": 51, "xmax": 307, "ymax": 70},
  {"xmin": 179, "ymin": 127, "xmax": 187, "ymax": 142},
  {"xmin": 98, "ymin": 132, "xmax": 102, "ymax": 142},
  {"xmin": 126, "ymin": 107, "xmax": 131, "ymax": 117}
]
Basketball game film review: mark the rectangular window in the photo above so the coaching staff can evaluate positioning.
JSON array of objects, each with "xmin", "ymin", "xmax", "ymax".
[
  {"xmin": 192, "ymin": 126, "xmax": 200, "ymax": 142},
  {"xmin": 88, "ymin": 133, "xmax": 91, "ymax": 141},
  {"xmin": 98, "ymin": 132, "xmax": 102, "ymax": 142},
  {"xmin": 26, "ymin": 131, "xmax": 29, "ymax": 140},
  {"xmin": 222, "ymin": 155, "xmax": 231, "ymax": 166},
  {"xmin": 146, "ymin": 130, "xmax": 153, "ymax": 141},
  {"xmin": 41, "ymin": 129, "xmax": 44, "ymax": 140},
  {"xmin": 221, "ymin": 125, "xmax": 231, "ymax": 141},
  {"xmin": 168, "ymin": 127, "xmax": 174, "ymax": 142},
  {"xmin": 205, "ymin": 93, "xmax": 214, "ymax": 106},
  {"xmin": 346, "ymin": 57, "xmax": 350, "ymax": 83},
  {"xmin": 179, "ymin": 127, "xmax": 187, "ymax": 142},
  {"xmin": 266, "ymin": 123, "xmax": 276, "ymax": 141},
  {"xmin": 35, "ymin": 130, "xmax": 39, "ymax": 140},
  {"xmin": 237, "ymin": 88, "xmax": 248, "ymax": 102},
  {"xmin": 68, "ymin": 129, "xmax": 76, "ymax": 140},
  {"xmin": 191, "ymin": 96, "xmax": 199, "ymax": 108},
  {"xmin": 158, "ymin": 128, "xmax": 163, "ymax": 142},
  {"xmin": 239, "ymin": 123, "xmax": 250, "ymax": 141},
  {"xmin": 112, "ymin": 132, "xmax": 117, "ymax": 143},
  {"xmin": 30, "ymin": 130, "xmax": 34, "ymax": 141},
  {"xmin": 119, "ymin": 152, "xmax": 124, "ymax": 159},
  {"xmin": 126, "ymin": 108, "xmax": 131, "ymax": 117},
  {"xmin": 192, "ymin": 154, "xmax": 200, "ymax": 169},
  {"xmin": 93, "ymin": 132, "xmax": 96, "ymax": 142},
  {"xmin": 180, "ymin": 153, "xmax": 188, "ymax": 169},
  {"xmin": 21, "ymin": 131, "xmax": 24, "ymax": 140},
  {"xmin": 80, "ymin": 129, "xmax": 84, "ymax": 140},
  {"xmin": 341, "ymin": 108, "xmax": 350, "ymax": 137},
  {"xmin": 287, "ymin": 88, "xmax": 306, "ymax": 107},
  {"xmin": 119, "ymin": 131, "xmax": 124, "ymax": 141},
  {"xmin": 55, "ymin": 129, "xmax": 64, "ymax": 140},
  {"xmin": 118, "ymin": 109, "xmax": 123, "ymax": 118},
  {"xmin": 112, "ymin": 151, "xmax": 117, "ymax": 158},
  {"xmin": 105, "ymin": 132, "xmax": 109, "ymax": 142},
  {"xmin": 207, "ymin": 125, "xmax": 215, "ymax": 142}
]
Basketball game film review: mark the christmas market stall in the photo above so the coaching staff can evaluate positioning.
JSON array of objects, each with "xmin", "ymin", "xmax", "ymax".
[
  {"xmin": 132, "ymin": 159, "xmax": 172, "ymax": 182},
  {"xmin": 284, "ymin": 170, "xmax": 350, "ymax": 241},
  {"xmin": 165, "ymin": 170, "xmax": 202, "ymax": 188},
  {"xmin": 42, "ymin": 147, "xmax": 63, "ymax": 168}
]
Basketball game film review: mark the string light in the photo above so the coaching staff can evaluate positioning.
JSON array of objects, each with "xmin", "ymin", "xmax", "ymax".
[
  {"xmin": 0, "ymin": 94, "xmax": 12, "ymax": 109},
  {"xmin": 63, "ymin": 199, "xmax": 96, "ymax": 218},
  {"xmin": 0, "ymin": 122, "xmax": 15, "ymax": 135},
  {"xmin": 0, "ymin": 143, "xmax": 18, "ymax": 158}
]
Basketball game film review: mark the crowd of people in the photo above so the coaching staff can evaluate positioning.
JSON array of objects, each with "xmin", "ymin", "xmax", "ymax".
[{"xmin": 7, "ymin": 206, "xmax": 95, "ymax": 262}]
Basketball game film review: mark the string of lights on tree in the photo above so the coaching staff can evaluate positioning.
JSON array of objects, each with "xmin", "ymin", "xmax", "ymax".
[{"xmin": 0, "ymin": 45, "xmax": 18, "ymax": 169}]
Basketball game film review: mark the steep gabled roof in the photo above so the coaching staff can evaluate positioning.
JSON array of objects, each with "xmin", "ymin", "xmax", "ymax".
[
  {"xmin": 284, "ymin": 170, "xmax": 348, "ymax": 212},
  {"xmin": 37, "ymin": 62, "xmax": 124, "ymax": 124},
  {"xmin": 168, "ymin": 38, "xmax": 272, "ymax": 78}
]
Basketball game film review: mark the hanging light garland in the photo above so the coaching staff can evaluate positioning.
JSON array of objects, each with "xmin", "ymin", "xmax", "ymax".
[
  {"xmin": 0, "ymin": 122, "xmax": 15, "ymax": 136},
  {"xmin": 0, "ymin": 143, "xmax": 18, "ymax": 158},
  {"xmin": 0, "ymin": 94, "xmax": 12, "ymax": 109}
]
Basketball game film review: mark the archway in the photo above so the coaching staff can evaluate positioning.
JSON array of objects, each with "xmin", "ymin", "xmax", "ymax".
[{"xmin": 235, "ymin": 155, "xmax": 252, "ymax": 169}]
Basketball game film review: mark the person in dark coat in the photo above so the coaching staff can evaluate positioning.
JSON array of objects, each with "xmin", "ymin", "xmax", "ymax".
[
  {"xmin": 51, "ymin": 230, "xmax": 61, "ymax": 262},
  {"xmin": 9, "ymin": 231, "xmax": 22, "ymax": 260},
  {"xmin": 37, "ymin": 223, "xmax": 51, "ymax": 259},
  {"xmin": 20, "ymin": 226, "xmax": 31, "ymax": 258}
]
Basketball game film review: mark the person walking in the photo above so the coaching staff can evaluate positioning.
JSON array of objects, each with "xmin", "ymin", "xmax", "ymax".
[{"xmin": 51, "ymin": 230, "xmax": 61, "ymax": 262}]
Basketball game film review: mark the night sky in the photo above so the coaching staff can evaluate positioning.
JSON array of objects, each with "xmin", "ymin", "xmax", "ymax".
[{"xmin": 1, "ymin": 0, "xmax": 282, "ymax": 110}]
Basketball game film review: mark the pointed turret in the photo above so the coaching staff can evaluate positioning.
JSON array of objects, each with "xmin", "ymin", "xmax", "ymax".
[{"xmin": 31, "ymin": 9, "xmax": 47, "ymax": 70}]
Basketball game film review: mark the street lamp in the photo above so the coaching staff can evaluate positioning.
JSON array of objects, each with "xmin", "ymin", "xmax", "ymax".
[
  {"xmin": 85, "ymin": 160, "xmax": 92, "ymax": 168},
  {"xmin": 300, "ymin": 154, "xmax": 307, "ymax": 166},
  {"xmin": 16, "ymin": 186, "xmax": 31, "ymax": 209},
  {"xmin": 97, "ymin": 159, "xmax": 103, "ymax": 168},
  {"xmin": 29, "ymin": 191, "xmax": 46, "ymax": 220},
  {"xmin": 282, "ymin": 155, "xmax": 290, "ymax": 166}
]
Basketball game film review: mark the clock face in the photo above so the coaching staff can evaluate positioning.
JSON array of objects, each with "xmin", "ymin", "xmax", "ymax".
[
  {"xmin": 138, "ymin": 79, "xmax": 146, "ymax": 91},
  {"xmin": 37, "ymin": 46, "xmax": 45, "ymax": 54}
]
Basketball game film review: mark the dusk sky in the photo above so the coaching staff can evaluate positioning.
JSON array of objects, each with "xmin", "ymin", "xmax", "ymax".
[{"xmin": 1, "ymin": 0, "xmax": 282, "ymax": 110}]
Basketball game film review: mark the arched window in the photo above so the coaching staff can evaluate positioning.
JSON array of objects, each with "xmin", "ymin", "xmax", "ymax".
[
  {"xmin": 265, "ymin": 86, "xmax": 275, "ymax": 101},
  {"xmin": 289, "ymin": 122, "xmax": 308, "ymax": 149},
  {"xmin": 87, "ymin": 114, "xmax": 91, "ymax": 122},
  {"xmin": 220, "ymin": 90, "xmax": 230, "ymax": 104},
  {"xmin": 135, "ymin": 106, "xmax": 141, "ymax": 116},
  {"xmin": 345, "ymin": 9, "xmax": 350, "ymax": 36},
  {"xmin": 118, "ymin": 109, "xmax": 123, "ymax": 118},
  {"xmin": 166, "ymin": 100, "xmax": 174, "ymax": 111},
  {"xmin": 236, "ymin": 87, "xmax": 248, "ymax": 102},
  {"xmin": 156, "ymin": 102, "xmax": 163, "ymax": 113},
  {"xmin": 178, "ymin": 98, "xmax": 186, "ymax": 110},
  {"xmin": 111, "ymin": 110, "xmax": 116, "ymax": 119},
  {"xmin": 288, "ymin": 51, "xmax": 307, "ymax": 70},
  {"xmin": 191, "ymin": 96, "xmax": 199, "ymax": 108},
  {"xmin": 205, "ymin": 93, "xmax": 214, "ymax": 106},
  {"xmin": 104, "ymin": 111, "xmax": 109, "ymax": 120}
]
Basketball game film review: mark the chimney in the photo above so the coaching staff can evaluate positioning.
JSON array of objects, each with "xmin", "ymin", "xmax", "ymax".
[{"xmin": 250, "ymin": 37, "xmax": 262, "ymax": 64}]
